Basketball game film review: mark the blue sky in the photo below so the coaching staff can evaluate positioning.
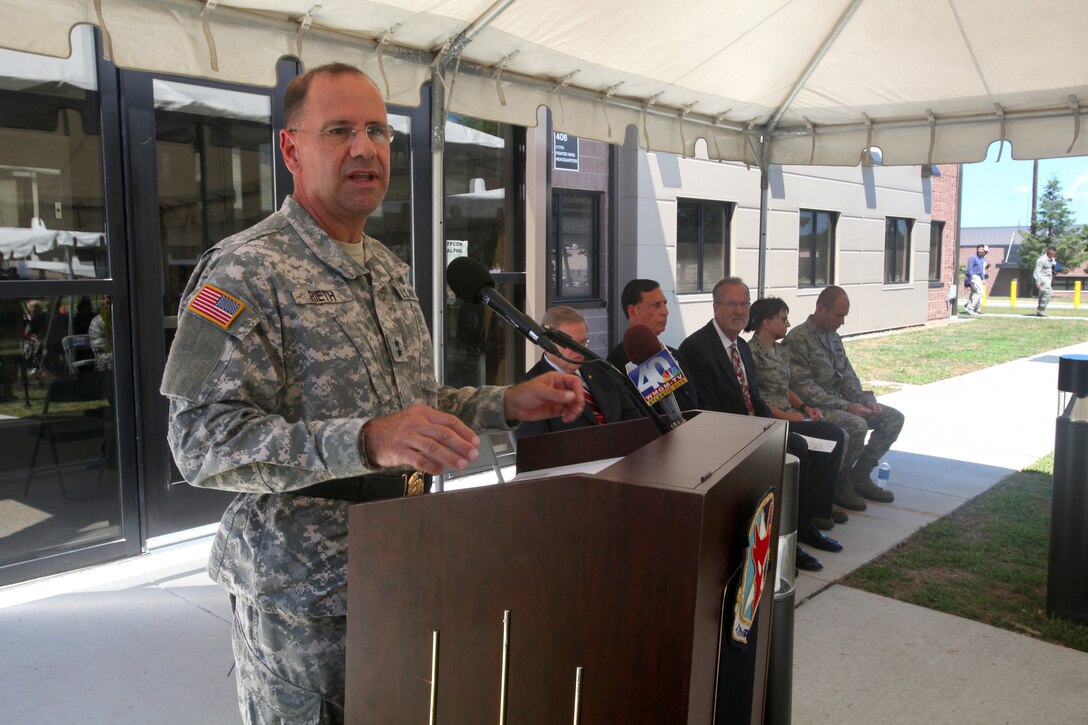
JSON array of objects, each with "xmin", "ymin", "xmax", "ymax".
[{"xmin": 960, "ymin": 144, "xmax": 1088, "ymax": 228}]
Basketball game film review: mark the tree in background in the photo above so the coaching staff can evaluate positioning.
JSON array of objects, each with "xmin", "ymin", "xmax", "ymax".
[{"xmin": 1018, "ymin": 176, "xmax": 1088, "ymax": 278}]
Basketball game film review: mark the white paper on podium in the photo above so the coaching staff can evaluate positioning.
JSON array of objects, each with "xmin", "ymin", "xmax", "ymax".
[
  {"xmin": 513, "ymin": 457, "xmax": 624, "ymax": 483},
  {"xmin": 797, "ymin": 434, "xmax": 837, "ymax": 453}
]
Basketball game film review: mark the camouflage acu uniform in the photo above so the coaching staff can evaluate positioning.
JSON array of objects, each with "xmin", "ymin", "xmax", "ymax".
[
  {"xmin": 1034, "ymin": 252, "xmax": 1056, "ymax": 314},
  {"xmin": 161, "ymin": 197, "xmax": 508, "ymax": 722},
  {"xmin": 785, "ymin": 315, "xmax": 903, "ymax": 481},
  {"xmin": 746, "ymin": 334, "xmax": 796, "ymax": 413}
]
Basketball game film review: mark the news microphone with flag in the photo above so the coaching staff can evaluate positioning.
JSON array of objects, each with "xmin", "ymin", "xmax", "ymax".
[
  {"xmin": 446, "ymin": 256, "xmax": 558, "ymax": 354},
  {"xmin": 622, "ymin": 324, "xmax": 689, "ymax": 429}
]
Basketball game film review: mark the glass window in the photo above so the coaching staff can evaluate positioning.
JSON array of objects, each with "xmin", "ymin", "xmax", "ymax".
[
  {"xmin": 929, "ymin": 220, "xmax": 945, "ymax": 281},
  {"xmin": 677, "ymin": 198, "xmax": 731, "ymax": 293},
  {"xmin": 154, "ymin": 80, "xmax": 275, "ymax": 320},
  {"xmin": 0, "ymin": 30, "xmax": 108, "ymax": 280},
  {"xmin": 551, "ymin": 190, "xmax": 599, "ymax": 301},
  {"xmin": 885, "ymin": 217, "xmax": 913, "ymax": 284},
  {"xmin": 799, "ymin": 209, "xmax": 836, "ymax": 288},
  {"xmin": 443, "ymin": 115, "xmax": 524, "ymax": 389},
  {"xmin": 0, "ymin": 294, "xmax": 121, "ymax": 568}
]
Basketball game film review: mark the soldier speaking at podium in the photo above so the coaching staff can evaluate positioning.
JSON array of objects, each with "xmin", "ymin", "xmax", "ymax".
[{"xmin": 161, "ymin": 64, "xmax": 582, "ymax": 724}]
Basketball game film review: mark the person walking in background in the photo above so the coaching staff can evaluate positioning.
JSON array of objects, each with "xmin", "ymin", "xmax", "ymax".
[
  {"xmin": 1033, "ymin": 245, "xmax": 1058, "ymax": 317},
  {"xmin": 964, "ymin": 244, "xmax": 990, "ymax": 316},
  {"xmin": 787, "ymin": 286, "xmax": 904, "ymax": 511}
]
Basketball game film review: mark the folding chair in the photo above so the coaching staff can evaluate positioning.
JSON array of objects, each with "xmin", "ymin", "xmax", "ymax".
[
  {"xmin": 61, "ymin": 334, "xmax": 96, "ymax": 374},
  {"xmin": 24, "ymin": 370, "xmax": 113, "ymax": 500}
]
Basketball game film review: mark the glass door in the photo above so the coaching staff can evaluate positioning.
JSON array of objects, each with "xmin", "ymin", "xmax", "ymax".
[
  {"xmin": 0, "ymin": 27, "xmax": 140, "ymax": 585},
  {"xmin": 123, "ymin": 73, "xmax": 280, "ymax": 537}
]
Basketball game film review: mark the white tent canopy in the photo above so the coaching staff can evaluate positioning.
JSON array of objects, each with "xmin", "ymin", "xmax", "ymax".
[{"xmin": 2, "ymin": 0, "xmax": 1086, "ymax": 166}]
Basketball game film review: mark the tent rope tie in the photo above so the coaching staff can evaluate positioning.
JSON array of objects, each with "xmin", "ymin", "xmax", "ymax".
[
  {"xmin": 804, "ymin": 117, "xmax": 815, "ymax": 165},
  {"xmin": 493, "ymin": 51, "xmax": 519, "ymax": 107},
  {"xmin": 602, "ymin": 82, "xmax": 623, "ymax": 139},
  {"xmin": 642, "ymin": 93, "xmax": 662, "ymax": 151},
  {"xmin": 201, "ymin": 0, "xmax": 219, "ymax": 72},
  {"xmin": 926, "ymin": 109, "xmax": 936, "ymax": 167},
  {"xmin": 431, "ymin": 38, "xmax": 453, "ymax": 93},
  {"xmin": 994, "ymin": 103, "xmax": 1006, "ymax": 161},
  {"xmin": 92, "ymin": 0, "xmax": 114, "ymax": 62},
  {"xmin": 550, "ymin": 71, "xmax": 579, "ymax": 125},
  {"xmin": 679, "ymin": 103, "xmax": 696, "ymax": 158},
  {"xmin": 1067, "ymin": 95, "xmax": 1081, "ymax": 154},
  {"xmin": 296, "ymin": 5, "xmax": 321, "ymax": 59},
  {"xmin": 713, "ymin": 110, "xmax": 730, "ymax": 162},
  {"xmin": 744, "ymin": 122, "xmax": 758, "ymax": 170},
  {"xmin": 861, "ymin": 113, "xmax": 874, "ymax": 166},
  {"xmin": 443, "ymin": 55, "xmax": 463, "ymax": 116},
  {"xmin": 375, "ymin": 24, "xmax": 401, "ymax": 100}
]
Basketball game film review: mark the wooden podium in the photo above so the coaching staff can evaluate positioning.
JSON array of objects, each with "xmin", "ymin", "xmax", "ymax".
[{"xmin": 346, "ymin": 411, "xmax": 786, "ymax": 724}]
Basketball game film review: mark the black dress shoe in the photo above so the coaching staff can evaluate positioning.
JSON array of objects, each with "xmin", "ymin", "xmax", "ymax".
[
  {"xmin": 799, "ymin": 522, "xmax": 844, "ymax": 553},
  {"xmin": 796, "ymin": 545, "xmax": 823, "ymax": 571}
]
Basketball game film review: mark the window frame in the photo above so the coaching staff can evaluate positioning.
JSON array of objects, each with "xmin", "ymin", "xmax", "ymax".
[
  {"xmin": 797, "ymin": 208, "xmax": 838, "ymax": 289},
  {"xmin": 884, "ymin": 216, "xmax": 914, "ymax": 284},
  {"xmin": 676, "ymin": 197, "xmax": 733, "ymax": 294}
]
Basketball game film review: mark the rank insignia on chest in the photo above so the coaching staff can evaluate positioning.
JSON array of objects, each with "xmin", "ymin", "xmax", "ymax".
[
  {"xmin": 187, "ymin": 283, "xmax": 246, "ymax": 330},
  {"xmin": 390, "ymin": 334, "xmax": 408, "ymax": 362}
]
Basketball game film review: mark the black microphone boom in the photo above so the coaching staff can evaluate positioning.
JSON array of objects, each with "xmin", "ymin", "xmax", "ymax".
[{"xmin": 446, "ymin": 256, "xmax": 559, "ymax": 354}]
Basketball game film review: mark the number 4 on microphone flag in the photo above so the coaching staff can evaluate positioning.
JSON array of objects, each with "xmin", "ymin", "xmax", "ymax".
[{"xmin": 626, "ymin": 347, "xmax": 689, "ymax": 405}]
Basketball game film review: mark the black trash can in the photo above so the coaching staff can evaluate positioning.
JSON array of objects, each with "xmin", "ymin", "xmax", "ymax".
[{"xmin": 1046, "ymin": 354, "xmax": 1088, "ymax": 622}]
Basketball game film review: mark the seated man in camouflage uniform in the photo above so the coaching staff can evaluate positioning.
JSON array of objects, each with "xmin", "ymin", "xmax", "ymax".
[
  {"xmin": 786, "ymin": 285, "xmax": 904, "ymax": 511},
  {"xmin": 161, "ymin": 64, "xmax": 583, "ymax": 724}
]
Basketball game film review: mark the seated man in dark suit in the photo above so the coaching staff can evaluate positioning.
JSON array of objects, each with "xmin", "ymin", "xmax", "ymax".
[
  {"xmin": 516, "ymin": 306, "xmax": 644, "ymax": 439},
  {"xmin": 679, "ymin": 277, "xmax": 846, "ymax": 572},
  {"xmin": 607, "ymin": 278, "xmax": 697, "ymax": 412}
]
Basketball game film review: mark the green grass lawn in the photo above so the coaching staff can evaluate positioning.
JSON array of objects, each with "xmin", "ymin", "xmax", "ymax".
[
  {"xmin": 845, "ymin": 316, "xmax": 1088, "ymax": 387},
  {"xmin": 843, "ymin": 454, "xmax": 1088, "ymax": 653}
]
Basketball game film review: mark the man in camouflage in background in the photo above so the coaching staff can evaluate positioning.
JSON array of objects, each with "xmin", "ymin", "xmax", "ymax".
[
  {"xmin": 786, "ymin": 285, "xmax": 904, "ymax": 512},
  {"xmin": 161, "ymin": 64, "xmax": 583, "ymax": 724}
]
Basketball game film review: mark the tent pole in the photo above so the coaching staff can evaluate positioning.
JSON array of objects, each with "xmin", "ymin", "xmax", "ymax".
[
  {"xmin": 757, "ymin": 143, "xmax": 771, "ymax": 299},
  {"xmin": 431, "ymin": 69, "xmax": 446, "ymax": 385}
]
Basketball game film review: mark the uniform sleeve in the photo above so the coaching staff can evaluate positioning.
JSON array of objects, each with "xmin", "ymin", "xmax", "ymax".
[
  {"xmin": 161, "ymin": 255, "xmax": 369, "ymax": 493},
  {"xmin": 437, "ymin": 384, "xmax": 510, "ymax": 431},
  {"xmin": 1033, "ymin": 256, "xmax": 1045, "ymax": 284},
  {"xmin": 785, "ymin": 332, "xmax": 849, "ymax": 411},
  {"xmin": 835, "ymin": 352, "xmax": 870, "ymax": 404}
]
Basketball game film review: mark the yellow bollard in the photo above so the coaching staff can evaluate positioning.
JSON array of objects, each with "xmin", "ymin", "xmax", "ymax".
[
  {"xmin": 1076, "ymin": 281, "xmax": 1082, "ymax": 309},
  {"xmin": 982, "ymin": 279, "xmax": 988, "ymax": 310},
  {"xmin": 1010, "ymin": 280, "xmax": 1018, "ymax": 309}
]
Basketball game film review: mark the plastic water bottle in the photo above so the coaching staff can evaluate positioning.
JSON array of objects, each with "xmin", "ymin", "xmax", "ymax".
[{"xmin": 877, "ymin": 460, "xmax": 891, "ymax": 487}]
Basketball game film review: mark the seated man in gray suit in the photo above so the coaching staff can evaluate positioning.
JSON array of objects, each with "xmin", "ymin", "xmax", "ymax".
[{"xmin": 516, "ymin": 306, "xmax": 645, "ymax": 439}]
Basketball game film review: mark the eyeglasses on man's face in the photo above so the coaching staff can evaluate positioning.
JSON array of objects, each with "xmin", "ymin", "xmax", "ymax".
[
  {"xmin": 287, "ymin": 123, "xmax": 396, "ymax": 146},
  {"xmin": 714, "ymin": 299, "xmax": 750, "ymax": 310}
]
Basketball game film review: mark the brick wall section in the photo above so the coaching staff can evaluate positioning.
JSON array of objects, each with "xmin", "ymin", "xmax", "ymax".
[
  {"xmin": 927, "ymin": 164, "xmax": 961, "ymax": 319},
  {"xmin": 552, "ymin": 138, "xmax": 613, "ymax": 358}
]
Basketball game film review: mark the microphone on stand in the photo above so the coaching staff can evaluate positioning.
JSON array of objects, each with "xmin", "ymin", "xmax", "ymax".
[
  {"xmin": 446, "ymin": 256, "xmax": 559, "ymax": 355},
  {"xmin": 622, "ymin": 324, "xmax": 690, "ymax": 429}
]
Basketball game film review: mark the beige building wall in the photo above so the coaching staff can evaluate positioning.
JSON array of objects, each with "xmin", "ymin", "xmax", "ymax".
[{"xmin": 617, "ymin": 140, "xmax": 939, "ymax": 348}]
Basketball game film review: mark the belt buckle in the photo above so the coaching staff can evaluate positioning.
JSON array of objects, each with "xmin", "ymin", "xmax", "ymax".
[{"xmin": 402, "ymin": 470, "xmax": 426, "ymax": 497}]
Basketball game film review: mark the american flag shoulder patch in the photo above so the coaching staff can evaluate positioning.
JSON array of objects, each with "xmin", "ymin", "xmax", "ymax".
[{"xmin": 187, "ymin": 283, "xmax": 246, "ymax": 330}]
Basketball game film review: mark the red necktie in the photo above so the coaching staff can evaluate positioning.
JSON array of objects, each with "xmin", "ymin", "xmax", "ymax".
[
  {"xmin": 581, "ymin": 375, "xmax": 606, "ymax": 424},
  {"xmin": 729, "ymin": 342, "xmax": 755, "ymax": 415}
]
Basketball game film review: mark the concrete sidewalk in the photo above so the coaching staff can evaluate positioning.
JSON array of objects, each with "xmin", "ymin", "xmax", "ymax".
[{"xmin": 2, "ymin": 342, "xmax": 1088, "ymax": 723}]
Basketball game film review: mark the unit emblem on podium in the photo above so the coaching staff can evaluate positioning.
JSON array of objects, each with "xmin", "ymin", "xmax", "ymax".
[{"xmin": 731, "ymin": 489, "xmax": 775, "ymax": 647}]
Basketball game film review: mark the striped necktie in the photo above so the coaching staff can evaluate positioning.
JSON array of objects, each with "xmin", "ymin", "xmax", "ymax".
[
  {"xmin": 729, "ymin": 342, "xmax": 756, "ymax": 415},
  {"xmin": 581, "ymin": 374, "xmax": 606, "ymax": 424}
]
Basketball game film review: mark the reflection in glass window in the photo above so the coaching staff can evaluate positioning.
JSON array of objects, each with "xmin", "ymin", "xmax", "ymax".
[
  {"xmin": 885, "ymin": 217, "xmax": 913, "ymax": 284},
  {"xmin": 443, "ymin": 115, "xmax": 523, "ymax": 389},
  {"xmin": 0, "ymin": 27, "xmax": 108, "ymax": 281},
  {"xmin": 929, "ymin": 220, "xmax": 945, "ymax": 281},
  {"xmin": 552, "ymin": 190, "xmax": 599, "ymax": 301},
  {"xmin": 677, "ymin": 198, "xmax": 732, "ymax": 293},
  {"xmin": 0, "ymin": 294, "xmax": 121, "ymax": 568},
  {"xmin": 154, "ymin": 80, "xmax": 275, "ymax": 319},
  {"xmin": 799, "ymin": 209, "xmax": 836, "ymax": 288}
]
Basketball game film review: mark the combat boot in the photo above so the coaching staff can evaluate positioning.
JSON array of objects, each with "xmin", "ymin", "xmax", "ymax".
[
  {"xmin": 851, "ymin": 459, "xmax": 894, "ymax": 503},
  {"xmin": 834, "ymin": 478, "xmax": 867, "ymax": 511}
]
